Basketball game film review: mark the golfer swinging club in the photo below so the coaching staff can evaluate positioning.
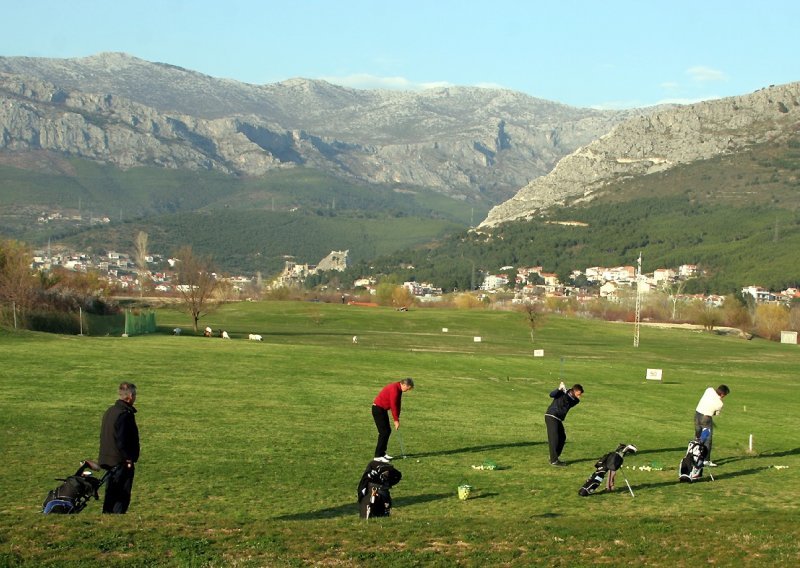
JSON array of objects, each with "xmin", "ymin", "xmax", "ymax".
[
  {"xmin": 544, "ymin": 381, "xmax": 583, "ymax": 466},
  {"xmin": 372, "ymin": 377, "xmax": 414, "ymax": 463}
]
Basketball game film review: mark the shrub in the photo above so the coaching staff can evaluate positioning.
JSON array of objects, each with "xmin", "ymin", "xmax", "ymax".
[
  {"xmin": 453, "ymin": 293, "xmax": 485, "ymax": 309},
  {"xmin": 27, "ymin": 310, "xmax": 81, "ymax": 334},
  {"xmin": 753, "ymin": 303, "xmax": 790, "ymax": 341}
]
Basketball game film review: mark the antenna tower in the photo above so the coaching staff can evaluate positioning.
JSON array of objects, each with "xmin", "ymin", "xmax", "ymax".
[{"xmin": 634, "ymin": 252, "xmax": 642, "ymax": 347}]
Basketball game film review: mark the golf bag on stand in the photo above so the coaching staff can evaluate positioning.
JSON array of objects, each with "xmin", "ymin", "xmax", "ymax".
[
  {"xmin": 42, "ymin": 460, "xmax": 112, "ymax": 514},
  {"xmin": 679, "ymin": 428, "xmax": 710, "ymax": 483},
  {"xmin": 578, "ymin": 444, "xmax": 638, "ymax": 497},
  {"xmin": 357, "ymin": 459, "xmax": 402, "ymax": 518}
]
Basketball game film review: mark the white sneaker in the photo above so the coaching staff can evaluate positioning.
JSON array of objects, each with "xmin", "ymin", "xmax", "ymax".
[
  {"xmin": 373, "ymin": 456, "xmax": 390, "ymax": 463},
  {"xmin": 704, "ymin": 460, "xmax": 718, "ymax": 467}
]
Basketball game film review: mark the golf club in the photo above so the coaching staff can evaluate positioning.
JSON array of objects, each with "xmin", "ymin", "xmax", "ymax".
[
  {"xmin": 621, "ymin": 471, "xmax": 635, "ymax": 497},
  {"xmin": 396, "ymin": 429, "xmax": 407, "ymax": 459}
]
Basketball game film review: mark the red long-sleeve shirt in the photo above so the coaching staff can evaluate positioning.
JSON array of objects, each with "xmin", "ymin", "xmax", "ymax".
[{"xmin": 373, "ymin": 382, "xmax": 403, "ymax": 421}]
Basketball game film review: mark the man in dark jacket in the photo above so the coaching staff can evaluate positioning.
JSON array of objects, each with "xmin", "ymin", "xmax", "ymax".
[
  {"xmin": 544, "ymin": 382, "xmax": 583, "ymax": 466},
  {"xmin": 98, "ymin": 382, "xmax": 140, "ymax": 514}
]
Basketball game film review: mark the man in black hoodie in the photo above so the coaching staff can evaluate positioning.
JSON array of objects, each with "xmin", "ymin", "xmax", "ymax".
[
  {"xmin": 98, "ymin": 382, "xmax": 140, "ymax": 514},
  {"xmin": 544, "ymin": 382, "xmax": 583, "ymax": 466}
]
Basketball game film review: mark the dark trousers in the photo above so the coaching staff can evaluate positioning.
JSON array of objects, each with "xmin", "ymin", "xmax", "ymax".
[
  {"xmin": 372, "ymin": 405, "xmax": 392, "ymax": 458},
  {"xmin": 103, "ymin": 464, "xmax": 135, "ymax": 514},
  {"xmin": 545, "ymin": 414, "xmax": 566, "ymax": 463},
  {"xmin": 694, "ymin": 412, "xmax": 714, "ymax": 461}
]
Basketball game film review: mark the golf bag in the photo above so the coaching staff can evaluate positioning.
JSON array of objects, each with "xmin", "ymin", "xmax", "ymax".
[
  {"xmin": 357, "ymin": 459, "xmax": 402, "ymax": 518},
  {"xmin": 42, "ymin": 461, "xmax": 111, "ymax": 514},
  {"xmin": 578, "ymin": 443, "xmax": 637, "ymax": 497},
  {"xmin": 679, "ymin": 429, "xmax": 710, "ymax": 483}
]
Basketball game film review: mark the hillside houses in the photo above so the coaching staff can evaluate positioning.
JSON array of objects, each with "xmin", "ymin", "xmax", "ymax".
[
  {"xmin": 480, "ymin": 262, "xmax": 794, "ymax": 308},
  {"xmin": 23, "ymin": 242, "xmax": 797, "ymax": 308},
  {"xmin": 402, "ymin": 281, "xmax": 443, "ymax": 302}
]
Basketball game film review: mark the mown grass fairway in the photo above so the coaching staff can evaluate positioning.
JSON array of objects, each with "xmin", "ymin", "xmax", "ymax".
[{"xmin": 1, "ymin": 302, "xmax": 798, "ymax": 567}]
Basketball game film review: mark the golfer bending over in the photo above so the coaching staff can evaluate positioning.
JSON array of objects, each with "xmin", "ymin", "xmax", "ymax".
[
  {"xmin": 372, "ymin": 377, "xmax": 414, "ymax": 463},
  {"xmin": 544, "ymin": 382, "xmax": 583, "ymax": 466},
  {"xmin": 694, "ymin": 384, "xmax": 730, "ymax": 467}
]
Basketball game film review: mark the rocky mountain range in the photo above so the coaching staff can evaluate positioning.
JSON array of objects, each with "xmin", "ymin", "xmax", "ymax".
[
  {"xmin": 0, "ymin": 52, "xmax": 636, "ymax": 205},
  {"xmin": 481, "ymin": 81, "xmax": 800, "ymax": 226}
]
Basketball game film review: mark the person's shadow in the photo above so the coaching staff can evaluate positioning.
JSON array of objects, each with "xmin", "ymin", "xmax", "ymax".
[
  {"xmin": 411, "ymin": 441, "xmax": 541, "ymax": 459},
  {"xmin": 275, "ymin": 492, "xmax": 452, "ymax": 520},
  {"xmin": 618, "ymin": 465, "xmax": 772, "ymax": 494}
]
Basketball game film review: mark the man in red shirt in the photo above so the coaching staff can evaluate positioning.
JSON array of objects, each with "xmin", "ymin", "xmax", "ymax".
[{"xmin": 372, "ymin": 378, "xmax": 414, "ymax": 462}]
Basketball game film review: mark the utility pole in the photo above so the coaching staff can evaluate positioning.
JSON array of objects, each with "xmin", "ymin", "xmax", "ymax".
[{"xmin": 634, "ymin": 252, "xmax": 642, "ymax": 347}]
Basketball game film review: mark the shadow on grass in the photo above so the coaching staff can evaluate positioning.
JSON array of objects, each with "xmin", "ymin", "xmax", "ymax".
[
  {"xmin": 751, "ymin": 447, "xmax": 800, "ymax": 459},
  {"xmin": 411, "ymin": 441, "xmax": 541, "ymax": 459},
  {"xmin": 572, "ymin": 446, "xmax": 686, "ymax": 465},
  {"xmin": 531, "ymin": 512, "xmax": 564, "ymax": 518},
  {"xmin": 449, "ymin": 492, "xmax": 500, "ymax": 502},
  {"xmin": 624, "ymin": 466, "xmax": 772, "ymax": 493},
  {"xmin": 707, "ymin": 448, "xmax": 799, "ymax": 467},
  {"xmin": 275, "ymin": 492, "xmax": 452, "ymax": 521}
]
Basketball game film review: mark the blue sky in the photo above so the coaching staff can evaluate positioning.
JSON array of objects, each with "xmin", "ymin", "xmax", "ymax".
[{"xmin": 2, "ymin": 1, "xmax": 798, "ymax": 109}]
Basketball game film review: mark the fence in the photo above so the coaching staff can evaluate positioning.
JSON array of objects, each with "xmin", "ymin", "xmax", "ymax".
[{"xmin": 124, "ymin": 309, "xmax": 157, "ymax": 336}]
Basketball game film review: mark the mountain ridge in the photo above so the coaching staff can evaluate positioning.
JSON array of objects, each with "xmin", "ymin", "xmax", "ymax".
[
  {"xmin": 0, "ymin": 52, "xmax": 636, "ymax": 203},
  {"xmin": 481, "ymin": 82, "xmax": 800, "ymax": 226}
]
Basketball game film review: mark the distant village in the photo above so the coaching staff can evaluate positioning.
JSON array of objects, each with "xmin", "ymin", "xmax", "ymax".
[
  {"xmin": 24, "ymin": 205, "xmax": 799, "ymax": 307},
  {"xmin": 29, "ymin": 244, "xmax": 799, "ymax": 308}
]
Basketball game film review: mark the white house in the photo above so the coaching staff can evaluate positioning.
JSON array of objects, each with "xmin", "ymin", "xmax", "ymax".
[
  {"xmin": 653, "ymin": 268, "xmax": 676, "ymax": 283},
  {"xmin": 679, "ymin": 264, "xmax": 698, "ymax": 278},
  {"xmin": 600, "ymin": 281, "xmax": 620, "ymax": 300},
  {"xmin": 741, "ymin": 285, "xmax": 775, "ymax": 303},
  {"xmin": 481, "ymin": 274, "xmax": 509, "ymax": 290}
]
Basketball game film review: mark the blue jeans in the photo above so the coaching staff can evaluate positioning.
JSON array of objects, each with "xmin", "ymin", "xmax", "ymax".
[{"xmin": 694, "ymin": 412, "xmax": 714, "ymax": 461}]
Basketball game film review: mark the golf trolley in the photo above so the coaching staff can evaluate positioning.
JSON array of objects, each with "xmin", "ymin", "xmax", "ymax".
[
  {"xmin": 42, "ymin": 460, "xmax": 113, "ymax": 514},
  {"xmin": 679, "ymin": 428, "xmax": 711, "ymax": 483},
  {"xmin": 578, "ymin": 443, "xmax": 638, "ymax": 497}
]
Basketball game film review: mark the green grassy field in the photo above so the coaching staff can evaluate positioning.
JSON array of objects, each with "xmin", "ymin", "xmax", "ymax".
[{"xmin": 1, "ymin": 302, "xmax": 798, "ymax": 567}]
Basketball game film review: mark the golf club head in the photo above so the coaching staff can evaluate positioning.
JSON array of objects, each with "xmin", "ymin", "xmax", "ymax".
[{"xmin": 615, "ymin": 443, "xmax": 638, "ymax": 456}]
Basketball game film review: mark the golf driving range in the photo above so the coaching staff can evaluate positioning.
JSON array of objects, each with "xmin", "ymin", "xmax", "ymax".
[{"xmin": 1, "ymin": 301, "xmax": 798, "ymax": 566}]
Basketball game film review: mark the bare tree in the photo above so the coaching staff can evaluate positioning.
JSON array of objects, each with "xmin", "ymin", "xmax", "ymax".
[
  {"xmin": 0, "ymin": 239, "xmax": 37, "ymax": 323},
  {"xmin": 696, "ymin": 305, "xmax": 723, "ymax": 332},
  {"xmin": 519, "ymin": 302, "xmax": 546, "ymax": 343},
  {"xmin": 174, "ymin": 246, "xmax": 219, "ymax": 332},
  {"xmin": 666, "ymin": 279, "xmax": 687, "ymax": 320},
  {"xmin": 133, "ymin": 231, "xmax": 149, "ymax": 298}
]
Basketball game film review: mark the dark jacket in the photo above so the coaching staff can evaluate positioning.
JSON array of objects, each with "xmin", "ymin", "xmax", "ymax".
[
  {"xmin": 99, "ymin": 399, "xmax": 140, "ymax": 467},
  {"xmin": 544, "ymin": 389, "xmax": 580, "ymax": 421}
]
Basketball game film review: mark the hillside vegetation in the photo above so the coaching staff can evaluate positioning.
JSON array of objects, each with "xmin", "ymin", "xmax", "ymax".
[
  {"xmin": 3, "ymin": 133, "xmax": 800, "ymax": 290},
  {"xmin": 340, "ymin": 137, "xmax": 800, "ymax": 293},
  {"xmin": 0, "ymin": 157, "xmax": 484, "ymax": 273}
]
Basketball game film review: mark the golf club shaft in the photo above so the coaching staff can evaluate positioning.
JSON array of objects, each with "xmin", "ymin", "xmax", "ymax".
[
  {"xmin": 623, "ymin": 475, "xmax": 635, "ymax": 497},
  {"xmin": 397, "ymin": 430, "xmax": 406, "ymax": 458}
]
